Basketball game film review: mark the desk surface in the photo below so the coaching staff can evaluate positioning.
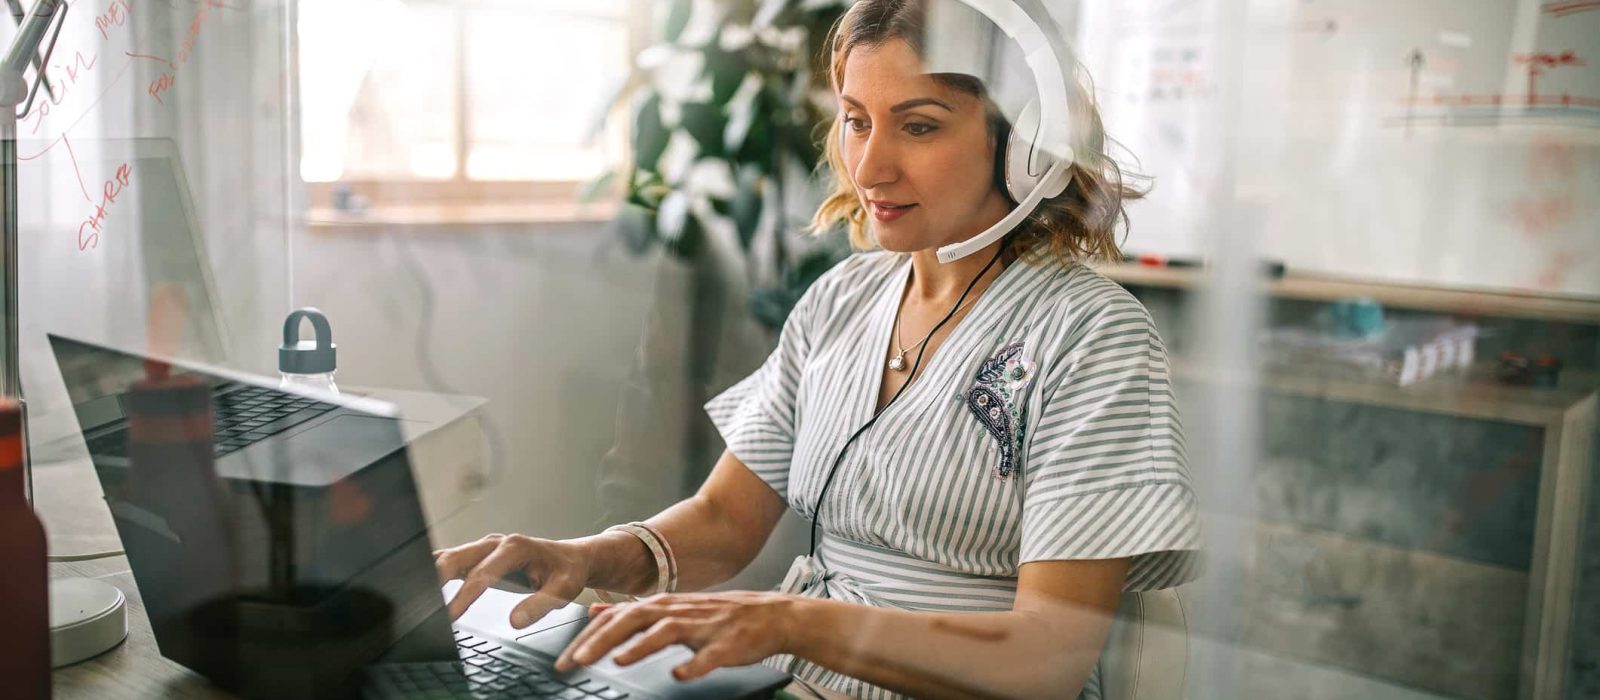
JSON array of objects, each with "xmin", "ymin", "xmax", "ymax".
[{"xmin": 49, "ymin": 557, "xmax": 230, "ymax": 699}]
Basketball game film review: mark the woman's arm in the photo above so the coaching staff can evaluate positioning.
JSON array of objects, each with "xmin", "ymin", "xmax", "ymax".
[
  {"xmin": 439, "ymin": 450, "xmax": 787, "ymax": 627},
  {"xmin": 557, "ymin": 557, "xmax": 1129, "ymax": 699},
  {"xmin": 580, "ymin": 449, "xmax": 789, "ymax": 595},
  {"xmin": 785, "ymin": 558, "xmax": 1129, "ymax": 699}
]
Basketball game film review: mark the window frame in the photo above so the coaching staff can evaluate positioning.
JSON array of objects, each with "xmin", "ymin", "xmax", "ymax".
[{"xmin": 299, "ymin": 0, "xmax": 648, "ymax": 224}]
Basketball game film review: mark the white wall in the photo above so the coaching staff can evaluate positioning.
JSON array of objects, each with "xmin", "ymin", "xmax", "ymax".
[{"xmin": 289, "ymin": 221, "xmax": 806, "ymax": 589}]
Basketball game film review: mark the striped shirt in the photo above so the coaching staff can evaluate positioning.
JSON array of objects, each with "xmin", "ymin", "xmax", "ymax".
[{"xmin": 706, "ymin": 251, "xmax": 1201, "ymax": 699}]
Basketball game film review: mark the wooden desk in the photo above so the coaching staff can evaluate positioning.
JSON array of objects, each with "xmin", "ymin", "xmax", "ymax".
[
  {"xmin": 49, "ymin": 557, "xmax": 228, "ymax": 699},
  {"xmin": 39, "ymin": 386, "xmax": 486, "ymax": 699}
]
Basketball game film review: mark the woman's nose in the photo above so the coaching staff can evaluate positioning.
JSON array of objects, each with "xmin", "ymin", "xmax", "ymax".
[{"xmin": 849, "ymin": 130, "xmax": 899, "ymax": 190}]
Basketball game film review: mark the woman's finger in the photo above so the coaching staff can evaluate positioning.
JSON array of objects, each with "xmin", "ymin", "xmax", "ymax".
[
  {"xmin": 508, "ymin": 572, "xmax": 583, "ymax": 629},
  {"xmin": 672, "ymin": 641, "xmax": 737, "ymax": 682},
  {"xmin": 611, "ymin": 617, "xmax": 698, "ymax": 667},
  {"xmin": 555, "ymin": 602, "xmax": 625, "ymax": 670},
  {"xmin": 447, "ymin": 538, "xmax": 532, "ymax": 620},
  {"xmin": 434, "ymin": 536, "xmax": 502, "ymax": 586},
  {"xmin": 557, "ymin": 602, "xmax": 668, "ymax": 671}
]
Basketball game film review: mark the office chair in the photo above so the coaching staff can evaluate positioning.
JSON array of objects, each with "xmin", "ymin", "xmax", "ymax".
[{"xmin": 1099, "ymin": 588, "xmax": 1190, "ymax": 700}]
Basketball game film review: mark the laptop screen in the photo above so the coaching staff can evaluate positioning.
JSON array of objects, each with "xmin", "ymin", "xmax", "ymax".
[{"xmin": 48, "ymin": 334, "xmax": 459, "ymax": 692}]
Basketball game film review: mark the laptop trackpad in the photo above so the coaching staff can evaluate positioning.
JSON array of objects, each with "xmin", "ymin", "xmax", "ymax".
[
  {"xmin": 239, "ymin": 415, "xmax": 406, "ymax": 487},
  {"xmin": 515, "ymin": 615, "xmax": 695, "ymax": 682}
]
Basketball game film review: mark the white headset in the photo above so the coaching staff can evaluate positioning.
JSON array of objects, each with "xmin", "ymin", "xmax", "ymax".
[{"xmin": 839, "ymin": 0, "xmax": 1077, "ymax": 264}]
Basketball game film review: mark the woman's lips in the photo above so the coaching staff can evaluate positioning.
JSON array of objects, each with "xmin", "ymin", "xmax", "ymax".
[{"xmin": 871, "ymin": 202, "xmax": 916, "ymax": 222}]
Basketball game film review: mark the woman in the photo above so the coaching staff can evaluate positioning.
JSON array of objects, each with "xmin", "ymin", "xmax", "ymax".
[{"xmin": 435, "ymin": 1, "xmax": 1200, "ymax": 697}]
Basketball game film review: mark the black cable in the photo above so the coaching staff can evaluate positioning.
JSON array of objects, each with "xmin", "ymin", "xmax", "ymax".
[{"xmin": 806, "ymin": 240, "xmax": 1009, "ymax": 557}]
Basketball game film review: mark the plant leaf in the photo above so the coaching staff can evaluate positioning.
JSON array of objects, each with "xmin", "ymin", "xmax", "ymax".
[
  {"xmin": 663, "ymin": 0, "xmax": 692, "ymax": 43},
  {"xmin": 633, "ymin": 93, "xmax": 669, "ymax": 172}
]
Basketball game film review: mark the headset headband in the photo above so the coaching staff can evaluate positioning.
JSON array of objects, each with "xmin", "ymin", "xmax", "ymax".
[{"xmin": 931, "ymin": 0, "xmax": 1075, "ymax": 263}]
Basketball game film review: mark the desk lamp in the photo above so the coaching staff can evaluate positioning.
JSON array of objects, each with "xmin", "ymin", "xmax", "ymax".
[{"xmin": 2, "ymin": 0, "xmax": 131, "ymax": 668}]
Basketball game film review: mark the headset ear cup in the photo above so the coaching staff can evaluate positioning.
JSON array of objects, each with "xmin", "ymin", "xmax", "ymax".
[
  {"xmin": 1004, "ymin": 99, "xmax": 1045, "ymax": 202},
  {"xmin": 1005, "ymin": 99, "xmax": 1073, "ymax": 202}
]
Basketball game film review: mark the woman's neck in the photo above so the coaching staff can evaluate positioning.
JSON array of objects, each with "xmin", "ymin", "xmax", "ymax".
[{"xmin": 905, "ymin": 237, "xmax": 1011, "ymax": 305}]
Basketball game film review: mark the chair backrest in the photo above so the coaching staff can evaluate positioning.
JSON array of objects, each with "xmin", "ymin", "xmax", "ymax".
[{"xmin": 1099, "ymin": 588, "xmax": 1190, "ymax": 700}]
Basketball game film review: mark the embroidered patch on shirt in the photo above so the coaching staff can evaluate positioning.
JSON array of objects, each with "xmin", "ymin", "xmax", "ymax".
[{"xmin": 965, "ymin": 339, "xmax": 1036, "ymax": 480}]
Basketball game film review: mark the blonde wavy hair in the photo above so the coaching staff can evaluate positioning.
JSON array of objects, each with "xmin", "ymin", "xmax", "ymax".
[{"xmin": 811, "ymin": 0, "xmax": 1146, "ymax": 264}]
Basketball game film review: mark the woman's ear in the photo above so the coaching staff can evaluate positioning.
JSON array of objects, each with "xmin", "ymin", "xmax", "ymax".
[{"xmin": 990, "ymin": 114, "xmax": 1016, "ymax": 205}]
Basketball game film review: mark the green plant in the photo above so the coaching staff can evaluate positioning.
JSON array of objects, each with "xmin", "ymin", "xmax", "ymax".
[{"xmin": 596, "ymin": 0, "xmax": 852, "ymax": 329}]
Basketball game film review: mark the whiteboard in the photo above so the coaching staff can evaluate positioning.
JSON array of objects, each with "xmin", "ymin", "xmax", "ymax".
[{"xmin": 1075, "ymin": 0, "xmax": 1600, "ymax": 298}]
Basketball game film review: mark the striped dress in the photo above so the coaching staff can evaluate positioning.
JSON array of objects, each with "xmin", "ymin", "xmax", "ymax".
[{"xmin": 705, "ymin": 250, "xmax": 1201, "ymax": 699}]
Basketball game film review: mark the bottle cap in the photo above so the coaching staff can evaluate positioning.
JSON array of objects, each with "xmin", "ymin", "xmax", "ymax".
[
  {"xmin": 0, "ymin": 398, "xmax": 21, "ymax": 471},
  {"xmin": 280, "ymin": 308, "xmax": 338, "ymax": 375}
]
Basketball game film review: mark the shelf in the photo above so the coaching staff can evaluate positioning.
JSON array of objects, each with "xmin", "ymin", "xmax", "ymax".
[
  {"xmin": 1174, "ymin": 363, "xmax": 1600, "ymax": 427},
  {"xmin": 1095, "ymin": 263, "xmax": 1600, "ymax": 325}
]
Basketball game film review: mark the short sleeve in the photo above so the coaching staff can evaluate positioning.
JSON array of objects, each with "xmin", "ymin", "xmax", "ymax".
[
  {"xmin": 1018, "ymin": 295, "xmax": 1201, "ymax": 591},
  {"xmin": 703, "ymin": 285, "xmax": 819, "ymax": 502}
]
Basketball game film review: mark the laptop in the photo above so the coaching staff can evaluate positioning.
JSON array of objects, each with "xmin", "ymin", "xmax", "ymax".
[{"xmin": 50, "ymin": 334, "xmax": 792, "ymax": 699}]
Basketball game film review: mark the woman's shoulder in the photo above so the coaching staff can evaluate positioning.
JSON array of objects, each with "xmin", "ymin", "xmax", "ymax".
[
  {"xmin": 817, "ymin": 249, "xmax": 900, "ymax": 292},
  {"xmin": 1035, "ymin": 259, "xmax": 1150, "ymax": 319},
  {"xmin": 793, "ymin": 250, "xmax": 900, "ymax": 312},
  {"xmin": 1024, "ymin": 259, "xmax": 1158, "ymax": 349}
]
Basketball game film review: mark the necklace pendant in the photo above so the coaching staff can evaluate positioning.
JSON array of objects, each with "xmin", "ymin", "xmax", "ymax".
[{"xmin": 888, "ymin": 354, "xmax": 907, "ymax": 372}]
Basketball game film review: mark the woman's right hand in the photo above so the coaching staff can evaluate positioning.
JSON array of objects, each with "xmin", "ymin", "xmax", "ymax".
[{"xmin": 434, "ymin": 533, "xmax": 593, "ymax": 629}]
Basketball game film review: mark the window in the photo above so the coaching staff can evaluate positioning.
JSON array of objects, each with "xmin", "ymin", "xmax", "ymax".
[{"xmin": 297, "ymin": 0, "xmax": 640, "ymax": 221}]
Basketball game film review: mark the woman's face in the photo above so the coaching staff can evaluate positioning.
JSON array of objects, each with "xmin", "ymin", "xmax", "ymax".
[{"xmin": 838, "ymin": 39, "xmax": 1012, "ymax": 254}]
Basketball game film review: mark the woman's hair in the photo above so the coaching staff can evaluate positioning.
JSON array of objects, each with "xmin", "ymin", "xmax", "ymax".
[{"xmin": 810, "ymin": 0, "xmax": 1147, "ymax": 264}]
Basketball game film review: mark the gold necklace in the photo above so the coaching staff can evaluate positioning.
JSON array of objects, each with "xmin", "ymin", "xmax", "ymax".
[{"xmin": 888, "ymin": 296, "xmax": 977, "ymax": 372}]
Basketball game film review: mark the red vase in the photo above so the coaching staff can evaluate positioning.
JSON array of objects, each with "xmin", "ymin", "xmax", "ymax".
[{"xmin": 0, "ymin": 399, "xmax": 50, "ymax": 698}]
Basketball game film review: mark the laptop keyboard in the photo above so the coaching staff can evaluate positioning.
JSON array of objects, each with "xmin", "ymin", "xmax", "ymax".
[
  {"xmin": 84, "ymin": 382, "xmax": 339, "ymax": 460},
  {"xmin": 367, "ymin": 631, "xmax": 631, "ymax": 699}
]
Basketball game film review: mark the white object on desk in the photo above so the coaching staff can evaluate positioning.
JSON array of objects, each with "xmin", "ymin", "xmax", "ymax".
[{"xmin": 48, "ymin": 576, "xmax": 127, "ymax": 667}]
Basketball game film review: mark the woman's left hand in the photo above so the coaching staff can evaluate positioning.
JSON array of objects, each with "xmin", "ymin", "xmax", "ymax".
[{"xmin": 553, "ymin": 591, "xmax": 800, "ymax": 681}]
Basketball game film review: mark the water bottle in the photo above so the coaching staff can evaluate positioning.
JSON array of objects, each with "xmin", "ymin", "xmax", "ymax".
[
  {"xmin": 279, "ymin": 308, "xmax": 339, "ymax": 396},
  {"xmin": 0, "ymin": 400, "xmax": 49, "ymax": 698}
]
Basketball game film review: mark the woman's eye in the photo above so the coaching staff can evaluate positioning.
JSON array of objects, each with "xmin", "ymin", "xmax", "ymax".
[
  {"xmin": 844, "ymin": 116, "xmax": 868, "ymax": 132},
  {"xmin": 905, "ymin": 123, "xmax": 938, "ymax": 137}
]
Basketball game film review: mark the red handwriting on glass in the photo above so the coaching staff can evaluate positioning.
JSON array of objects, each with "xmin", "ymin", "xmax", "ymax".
[
  {"xmin": 147, "ymin": 72, "xmax": 176, "ymax": 104},
  {"xmin": 1513, "ymin": 50, "xmax": 1586, "ymax": 102},
  {"xmin": 147, "ymin": 0, "xmax": 223, "ymax": 104},
  {"xmin": 95, "ymin": 0, "xmax": 134, "ymax": 41},
  {"xmin": 22, "ymin": 51, "xmax": 98, "ymax": 135},
  {"xmin": 78, "ymin": 163, "xmax": 133, "ymax": 251}
]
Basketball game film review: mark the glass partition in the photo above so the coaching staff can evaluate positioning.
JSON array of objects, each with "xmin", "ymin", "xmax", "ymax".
[{"xmin": 19, "ymin": 0, "xmax": 1599, "ymax": 698}]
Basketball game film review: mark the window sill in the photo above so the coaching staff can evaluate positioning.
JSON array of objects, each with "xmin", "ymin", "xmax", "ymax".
[{"xmin": 305, "ymin": 201, "xmax": 620, "ymax": 233}]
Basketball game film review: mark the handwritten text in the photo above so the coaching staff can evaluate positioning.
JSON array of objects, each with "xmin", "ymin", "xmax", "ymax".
[
  {"xmin": 148, "ymin": 0, "xmax": 225, "ymax": 104},
  {"xmin": 22, "ymin": 51, "xmax": 98, "ymax": 134},
  {"xmin": 78, "ymin": 163, "xmax": 133, "ymax": 251},
  {"xmin": 96, "ymin": 0, "xmax": 135, "ymax": 41}
]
